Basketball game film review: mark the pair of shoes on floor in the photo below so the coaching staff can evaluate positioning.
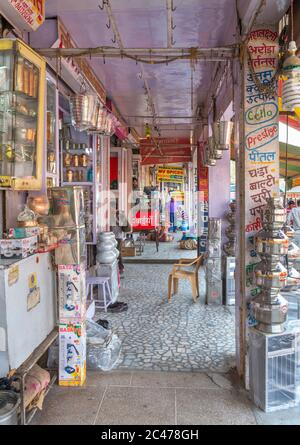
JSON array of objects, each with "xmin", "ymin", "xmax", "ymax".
[
  {"xmin": 95, "ymin": 319, "xmax": 110, "ymax": 330},
  {"xmin": 107, "ymin": 301, "xmax": 128, "ymax": 313}
]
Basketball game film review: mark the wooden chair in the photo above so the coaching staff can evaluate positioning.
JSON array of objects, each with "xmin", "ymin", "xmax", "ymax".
[{"xmin": 167, "ymin": 256, "xmax": 204, "ymax": 303}]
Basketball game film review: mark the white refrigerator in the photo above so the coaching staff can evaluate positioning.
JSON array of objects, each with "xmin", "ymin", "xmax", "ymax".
[{"xmin": 0, "ymin": 252, "xmax": 57, "ymax": 377}]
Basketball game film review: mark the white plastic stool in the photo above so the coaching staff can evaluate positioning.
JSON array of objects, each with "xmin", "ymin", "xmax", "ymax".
[{"xmin": 86, "ymin": 276, "xmax": 112, "ymax": 312}]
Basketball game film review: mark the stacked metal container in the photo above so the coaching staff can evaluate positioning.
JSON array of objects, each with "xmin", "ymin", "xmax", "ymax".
[
  {"xmin": 249, "ymin": 198, "xmax": 300, "ymax": 412},
  {"xmin": 223, "ymin": 201, "xmax": 236, "ymax": 305},
  {"xmin": 96, "ymin": 231, "xmax": 119, "ymax": 303},
  {"xmin": 223, "ymin": 201, "xmax": 236, "ymax": 257},
  {"xmin": 206, "ymin": 218, "xmax": 222, "ymax": 305},
  {"xmin": 252, "ymin": 198, "xmax": 289, "ymax": 334}
]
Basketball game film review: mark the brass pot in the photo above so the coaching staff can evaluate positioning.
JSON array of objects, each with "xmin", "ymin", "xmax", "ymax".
[
  {"xmin": 27, "ymin": 195, "xmax": 50, "ymax": 215},
  {"xmin": 18, "ymin": 220, "xmax": 38, "ymax": 227}
]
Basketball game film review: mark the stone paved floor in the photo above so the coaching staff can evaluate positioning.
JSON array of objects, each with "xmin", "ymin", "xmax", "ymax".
[
  {"xmin": 31, "ymin": 257, "xmax": 300, "ymax": 425},
  {"xmin": 31, "ymin": 370, "xmax": 300, "ymax": 425},
  {"xmin": 96, "ymin": 263, "xmax": 236, "ymax": 372},
  {"xmin": 124, "ymin": 232, "xmax": 196, "ymax": 261}
]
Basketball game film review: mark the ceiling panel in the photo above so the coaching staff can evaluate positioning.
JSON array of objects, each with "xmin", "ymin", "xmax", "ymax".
[{"xmin": 44, "ymin": 0, "xmax": 237, "ymax": 139}]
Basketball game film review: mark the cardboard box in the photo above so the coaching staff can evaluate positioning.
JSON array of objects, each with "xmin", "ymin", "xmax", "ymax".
[
  {"xmin": 8, "ymin": 227, "xmax": 40, "ymax": 239},
  {"xmin": 121, "ymin": 246, "xmax": 136, "ymax": 257},
  {"xmin": 0, "ymin": 236, "xmax": 37, "ymax": 259},
  {"xmin": 58, "ymin": 264, "xmax": 86, "ymax": 319},
  {"xmin": 59, "ymin": 320, "xmax": 86, "ymax": 387}
]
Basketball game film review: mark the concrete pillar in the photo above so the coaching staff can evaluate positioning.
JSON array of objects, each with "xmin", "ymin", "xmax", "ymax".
[{"xmin": 234, "ymin": 25, "xmax": 280, "ymax": 382}]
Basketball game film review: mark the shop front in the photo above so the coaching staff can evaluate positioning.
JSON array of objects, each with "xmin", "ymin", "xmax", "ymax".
[
  {"xmin": 0, "ymin": 11, "xmax": 131, "ymax": 423},
  {"xmin": 1, "ymin": 0, "xmax": 300, "ymax": 426}
]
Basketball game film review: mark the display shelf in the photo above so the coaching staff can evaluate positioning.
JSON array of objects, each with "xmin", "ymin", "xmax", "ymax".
[
  {"xmin": 62, "ymin": 166, "xmax": 92, "ymax": 169},
  {"xmin": 59, "ymin": 92, "xmax": 106, "ymax": 243},
  {"xmin": 62, "ymin": 181, "xmax": 93, "ymax": 186},
  {"xmin": 0, "ymin": 110, "xmax": 37, "ymax": 120},
  {"xmin": 0, "ymin": 38, "xmax": 45, "ymax": 190},
  {"xmin": 0, "ymin": 90, "xmax": 38, "ymax": 102}
]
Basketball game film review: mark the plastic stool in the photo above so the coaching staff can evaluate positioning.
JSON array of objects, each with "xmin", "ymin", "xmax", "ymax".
[{"xmin": 86, "ymin": 276, "xmax": 112, "ymax": 312}]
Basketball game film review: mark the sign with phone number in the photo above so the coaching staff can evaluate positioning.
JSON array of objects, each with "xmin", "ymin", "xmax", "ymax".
[{"xmin": 157, "ymin": 167, "xmax": 184, "ymax": 183}]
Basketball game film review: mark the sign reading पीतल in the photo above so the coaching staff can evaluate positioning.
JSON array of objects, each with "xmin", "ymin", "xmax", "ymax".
[{"xmin": 244, "ymin": 27, "xmax": 280, "ymax": 325}]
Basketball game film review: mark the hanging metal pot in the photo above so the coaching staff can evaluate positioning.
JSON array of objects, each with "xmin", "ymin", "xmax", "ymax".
[
  {"xmin": 282, "ymin": 41, "xmax": 300, "ymax": 111},
  {"xmin": 208, "ymin": 136, "xmax": 222, "ymax": 160},
  {"xmin": 96, "ymin": 107, "xmax": 107, "ymax": 132},
  {"xmin": 218, "ymin": 121, "xmax": 233, "ymax": 150},
  {"xmin": 212, "ymin": 121, "xmax": 220, "ymax": 147},
  {"xmin": 205, "ymin": 139, "xmax": 217, "ymax": 166},
  {"xmin": 105, "ymin": 113, "xmax": 115, "ymax": 136},
  {"xmin": 70, "ymin": 94, "xmax": 98, "ymax": 132}
]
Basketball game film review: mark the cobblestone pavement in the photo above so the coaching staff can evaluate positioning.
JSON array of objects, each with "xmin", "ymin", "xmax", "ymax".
[
  {"xmin": 97, "ymin": 264, "xmax": 236, "ymax": 372},
  {"xmin": 124, "ymin": 232, "xmax": 196, "ymax": 261}
]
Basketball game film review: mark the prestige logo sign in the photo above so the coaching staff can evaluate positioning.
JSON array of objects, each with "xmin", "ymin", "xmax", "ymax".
[{"xmin": 246, "ymin": 124, "xmax": 278, "ymax": 151}]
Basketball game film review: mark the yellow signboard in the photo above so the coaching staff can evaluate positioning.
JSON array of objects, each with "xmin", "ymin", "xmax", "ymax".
[{"xmin": 157, "ymin": 167, "xmax": 184, "ymax": 183}]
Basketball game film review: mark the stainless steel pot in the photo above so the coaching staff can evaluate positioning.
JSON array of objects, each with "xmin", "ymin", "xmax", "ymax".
[
  {"xmin": 0, "ymin": 391, "xmax": 20, "ymax": 425},
  {"xmin": 251, "ymin": 292, "xmax": 288, "ymax": 334},
  {"xmin": 218, "ymin": 121, "xmax": 233, "ymax": 150},
  {"xmin": 70, "ymin": 94, "xmax": 98, "ymax": 131},
  {"xmin": 255, "ymin": 230, "xmax": 289, "ymax": 256}
]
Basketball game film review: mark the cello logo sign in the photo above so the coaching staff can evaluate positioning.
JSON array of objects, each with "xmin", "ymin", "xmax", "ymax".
[{"xmin": 245, "ymin": 102, "xmax": 278, "ymax": 125}]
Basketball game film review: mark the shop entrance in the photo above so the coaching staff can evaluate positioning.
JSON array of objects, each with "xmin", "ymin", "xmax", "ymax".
[{"xmin": 104, "ymin": 157, "xmax": 236, "ymax": 373}]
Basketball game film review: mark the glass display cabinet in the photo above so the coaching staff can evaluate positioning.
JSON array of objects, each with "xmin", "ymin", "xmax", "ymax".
[
  {"xmin": 0, "ymin": 39, "xmax": 46, "ymax": 190},
  {"xmin": 46, "ymin": 76, "xmax": 59, "ymax": 187},
  {"xmin": 59, "ymin": 93, "xmax": 105, "ymax": 244}
]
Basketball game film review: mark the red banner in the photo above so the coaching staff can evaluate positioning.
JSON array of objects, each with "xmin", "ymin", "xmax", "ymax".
[
  {"xmin": 131, "ymin": 210, "xmax": 160, "ymax": 231},
  {"xmin": 140, "ymin": 137, "xmax": 192, "ymax": 165}
]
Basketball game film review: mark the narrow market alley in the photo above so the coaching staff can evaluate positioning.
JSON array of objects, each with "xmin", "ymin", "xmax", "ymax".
[
  {"xmin": 1, "ymin": 0, "xmax": 300, "ymax": 430},
  {"xmin": 102, "ymin": 263, "xmax": 235, "ymax": 372}
]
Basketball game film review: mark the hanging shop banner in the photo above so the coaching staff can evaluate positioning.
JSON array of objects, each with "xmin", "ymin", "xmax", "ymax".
[
  {"xmin": 1, "ymin": 0, "xmax": 45, "ymax": 31},
  {"xmin": 244, "ymin": 27, "xmax": 280, "ymax": 325},
  {"xmin": 140, "ymin": 138, "xmax": 192, "ymax": 165},
  {"xmin": 157, "ymin": 167, "xmax": 184, "ymax": 183},
  {"xmin": 131, "ymin": 209, "xmax": 160, "ymax": 231},
  {"xmin": 52, "ymin": 19, "xmax": 106, "ymax": 104},
  {"xmin": 106, "ymin": 100, "xmax": 128, "ymax": 140}
]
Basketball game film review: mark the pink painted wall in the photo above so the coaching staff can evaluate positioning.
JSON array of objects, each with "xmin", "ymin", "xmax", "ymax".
[{"xmin": 208, "ymin": 149, "xmax": 231, "ymax": 242}]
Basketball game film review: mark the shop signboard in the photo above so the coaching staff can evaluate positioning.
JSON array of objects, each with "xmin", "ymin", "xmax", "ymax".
[
  {"xmin": 157, "ymin": 166, "xmax": 184, "ymax": 183},
  {"xmin": 107, "ymin": 100, "xmax": 128, "ymax": 140},
  {"xmin": 243, "ymin": 27, "xmax": 280, "ymax": 325},
  {"xmin": 198, "ymin": 163, "xmax": 209, "ymax": 253},
  {"xmin": 1, "ymin": 0, "xmax": 45, "ymax": 31},
  {"xmin": 131, "ymin": 209, "xmax": 160, "ymax": 231}
]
